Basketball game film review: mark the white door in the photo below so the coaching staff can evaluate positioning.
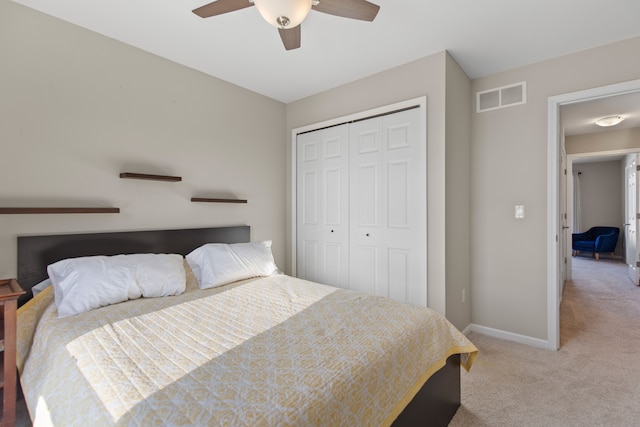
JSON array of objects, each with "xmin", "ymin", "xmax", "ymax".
[
  {"xmin": 625, "ymin": 157, "xmax": 639, "ymax": 285},
  {"xmin": 296, "ymin": 124, "xmax": 350, "ymax": 288},
  {"xmin": 348, "ymin": 117, "xmax": 381, "ymax": 295},
  {"xmin": 560, "ymin": 130, "xmax": 569, "ymax": 292},
  {"xmin": 349, "ymin": 108, "xmax": 427, "ymax": 305}
]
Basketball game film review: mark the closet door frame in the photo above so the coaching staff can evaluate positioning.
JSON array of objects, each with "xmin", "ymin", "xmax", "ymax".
[{"xmin": 291, "ymin": 96, "xmax": 427, "ymax": 303}]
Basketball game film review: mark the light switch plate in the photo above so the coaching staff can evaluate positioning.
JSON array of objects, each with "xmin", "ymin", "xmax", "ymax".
[{"xmin": 515, "ymin": 205, "xmax": 525, "ymax": 219}]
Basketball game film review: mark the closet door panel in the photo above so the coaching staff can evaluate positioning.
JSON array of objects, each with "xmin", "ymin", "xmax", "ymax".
[
  {"xmin": 352, "ymin": 245, "xmax": 379, "ymax": 295},
  {"xmin": 324, "ymin": 242, "xmax": 344, "ymax": 287},
  {"xmin": 387, "ymin": 160, "xmax": 410, "ymax": 228},
  {"xmin": 321, "ymin": 125, "xmax": 349, "ymax": 289},
  {"xmin": 382, "ymin": 108, "xmax": 427, "ymax": 306},
  {"xmin": 388, "ymin": 248, "xmax": 409, "ymax": 302},
  {"xmin": 296, "ymin": 125, "xmax": 349, "ymax": 289},
  {"xmin": 300, "ymin": 240, "xmax": 320, "ymax": 283},
  {"xmin": 356, "ymin": 127, "xmax": 379, "ymax": 154},
  {"xmin": 301, "ymin": 171, "xmax": 319, "ymax": 225},
  {"xmin": 324, "ymin": 168, "xmax": 342, "ymax": 224},
  {"xmin": 297, "ymin": 131, "xmax": 322, "ymax": 283},
  {"xmin": 350, "ymin": 118, "xmax": 383, "ymax": 294},
  {"xmin": 348, "ymin": 109, "xmax": 426, "ymax": 305},
  {"xmin": 356, "ymin": 163, "xmax": 379, "ymax": 226}
]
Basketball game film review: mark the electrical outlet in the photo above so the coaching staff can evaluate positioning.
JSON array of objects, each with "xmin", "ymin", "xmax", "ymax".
[{"xmin": 461, "ymin": 288, "xmax": 466, "ymax": 303}]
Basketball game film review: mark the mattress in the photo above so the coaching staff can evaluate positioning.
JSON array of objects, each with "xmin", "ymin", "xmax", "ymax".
[{"xmin": 17, "ymin": 270, "xmax": 476, "ymax": 426}]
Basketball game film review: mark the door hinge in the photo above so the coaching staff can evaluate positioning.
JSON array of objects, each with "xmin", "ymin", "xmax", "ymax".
[
  {"xmin": 564, "ymin": 257, "xmax": 567, "ymax": 264},
  {"xmin": 564, "ymin": 168, "xmax": 567, "ymax": 175},
  {"xmin": 637, "ymin": 213, "xmax": 640, "ymax": 220},
  {"xmin": 564, "ymin": 213, "xmax": 567, "ymax": 219},
  {"xmin": 636, "ymin": 165, "xmax": 640, "ymax": 171},
  {"xmin": 636, "ymin": 261, "xmax": 640, "ymax": 268}
]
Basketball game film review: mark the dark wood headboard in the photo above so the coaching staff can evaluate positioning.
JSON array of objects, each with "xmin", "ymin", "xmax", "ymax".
[{"xmin": 17, "ymin": 226, "xmax": 250, "ymax": 306}]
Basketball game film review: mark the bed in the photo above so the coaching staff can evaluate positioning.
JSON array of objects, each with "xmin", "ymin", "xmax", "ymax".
[{"xmin": 15, "ymin": 226, "xmax": 477, "ymax": 426}]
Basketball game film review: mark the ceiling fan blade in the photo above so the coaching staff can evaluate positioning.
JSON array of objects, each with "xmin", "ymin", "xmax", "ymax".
[
  {"xmin": 312, "ymin": 0, "xmax": 380, "ymax": 22},
  {"xmin": 193, "ymin": 0, "xmax": 253, "ymax": 18},
  {"xmin": 278, "ymin": 25, "xmax": 301, "ymax": 50}
]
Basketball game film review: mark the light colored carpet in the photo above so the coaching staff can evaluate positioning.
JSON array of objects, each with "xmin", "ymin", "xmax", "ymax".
[{"xmin": 449, "ymin": 256, "xmax": 640, "ymax": 426}]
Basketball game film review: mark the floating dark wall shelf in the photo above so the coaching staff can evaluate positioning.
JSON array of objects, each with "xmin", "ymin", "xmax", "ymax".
[
  {"xmin": 191, "ymin": 198, "xmax": 248, "ymax": 204},
  {"xmin": 0, "ymin": 208, "xmax": 120, "ymax": 214},
  {"xmin": 120, "ymin": 173, "xmax": 182, "ymax": 182}
]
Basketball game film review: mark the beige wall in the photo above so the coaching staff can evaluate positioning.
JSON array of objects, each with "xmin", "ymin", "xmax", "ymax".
[
  {"xmin": 471, "ymin": 36, "xmax": 640, "ymax": 340},
  {"xmin": 445, "ymin": 54, "xmax": 472, "ymax": 328},
  {"xmin": 566, "ymin": 128, "xmax": 640, "ymax": 155},
  {"xmin": 286, "ymin": 52, "xmax": 473, "ymax": 329},
  {"xmin": 0, "ymin": 2, "xmax": 287, "ymax": 279}
]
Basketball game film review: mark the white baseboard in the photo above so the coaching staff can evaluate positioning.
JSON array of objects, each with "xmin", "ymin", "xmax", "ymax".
[
  {"xmin": 461, "ymin": 323, "xmax": 473, "ymax": 336},
  {"xmin": 462, "ymin": 323, "xmax": 552, "ymax": 350}
]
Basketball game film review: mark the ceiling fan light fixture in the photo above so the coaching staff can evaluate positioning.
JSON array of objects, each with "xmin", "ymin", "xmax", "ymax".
[
  {"xmin": 595, "ymin": 115, "xmax": 624, "ymax": 127},
  {"xmin": 253, "ymin": 0, "xmax": 312, "ymax": 29}
]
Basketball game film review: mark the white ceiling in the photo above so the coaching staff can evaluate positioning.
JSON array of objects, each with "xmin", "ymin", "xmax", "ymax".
[
  {"xmin": 561, "ymin": 91, "xmax": 640, "ymax": 136},
  {"xmin": 11, "ymin": 0, "xmax": 640, "ymax": 104}
]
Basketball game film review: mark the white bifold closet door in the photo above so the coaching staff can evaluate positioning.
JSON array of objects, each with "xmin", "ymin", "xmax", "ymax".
[
  {"xmin": 296, "ymin": 107, "xmax": 426, "ymax": 306},
  {"xmin": 349, "ymin": 108, "xmax": 426, "ymax": 305},
  {"xmin": 296, "ymin": 124, "xmax": 350, "ymax": 289}
]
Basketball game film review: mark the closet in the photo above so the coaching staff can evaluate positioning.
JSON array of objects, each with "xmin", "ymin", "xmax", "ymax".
[{"xmin": 295, "ymin": 105, "xmax": 427, "ymax": 306}]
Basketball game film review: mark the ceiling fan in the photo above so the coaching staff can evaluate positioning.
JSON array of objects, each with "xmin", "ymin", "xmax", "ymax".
[{"xmin": 193, "ymin": 0, "xmax": 380, "ymax": 50}]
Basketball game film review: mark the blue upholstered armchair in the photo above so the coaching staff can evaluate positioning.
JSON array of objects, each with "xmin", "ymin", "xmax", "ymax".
[{"xmin": 572, "ymin": 226, "xmax": 620, "ymax": 260}]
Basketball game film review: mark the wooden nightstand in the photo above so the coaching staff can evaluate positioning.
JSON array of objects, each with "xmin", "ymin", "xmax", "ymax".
[{"xmin": 0, "ymin": 279, "xmax": 25, "ymax": 427}]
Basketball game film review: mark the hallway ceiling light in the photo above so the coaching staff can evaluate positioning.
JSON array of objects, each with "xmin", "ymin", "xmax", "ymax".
[{"xmin": 594, "ymin": 115, "xmax": 624, "ymax": 127}]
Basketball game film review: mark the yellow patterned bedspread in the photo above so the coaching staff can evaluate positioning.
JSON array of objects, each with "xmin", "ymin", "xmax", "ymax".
[{"xmin": 17, "ymin": 272, "xmax": 477, "ymax": 427}]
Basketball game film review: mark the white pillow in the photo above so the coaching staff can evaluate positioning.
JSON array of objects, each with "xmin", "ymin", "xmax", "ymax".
[
  {"xmin": 47, "ymin": 253, "xmax": 185, "ymax": 318},
  {"xmin": 32, "ymin": 278, "xmax": 52, "ymax": 297},
  {"xmin": 131, "ymin": 254, "xmax": 187, "ymax": 298},
  {"xmin": 186, "ymin": 241, "xmax": 278, "ymax": 289}
]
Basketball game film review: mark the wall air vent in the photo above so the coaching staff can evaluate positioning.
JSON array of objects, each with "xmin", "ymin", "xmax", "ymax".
[{"xmin": 476, "ymin": 81, "xmax": 526, "ymax": 113}]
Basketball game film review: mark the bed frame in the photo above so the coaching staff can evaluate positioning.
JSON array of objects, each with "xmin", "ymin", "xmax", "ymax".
[{"xmin": 16, "ymin": 225, "xmax": 460, "ymax": 426}]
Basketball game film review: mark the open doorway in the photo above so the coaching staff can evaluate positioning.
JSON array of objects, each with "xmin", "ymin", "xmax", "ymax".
[
  {"xmin": 567, "ymin": 155, "xmax": 628, "ymax": 268},
  {"xmin": 547, "ymin": 79, "xmax": 640, "ymax": 350},
  {"xmin": 569, "ymin": 157, "xmax": 625, "ymax": 255},
  {"xmin": 560, "ymin": 90, "xmax": 640, "ymax": 346},
  {"xmin": 561, "ymin": 89, "xmax": 640, "ymax": 280}
]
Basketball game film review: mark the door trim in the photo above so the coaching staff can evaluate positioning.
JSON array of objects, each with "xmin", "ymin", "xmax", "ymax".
[
  {"xmin": 547, "ymin": 78, "xmax": 640, "ymax": 350},
  {"xmin": 290, "ymin": 96, "xmax": 427, "ymax": 278}
]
